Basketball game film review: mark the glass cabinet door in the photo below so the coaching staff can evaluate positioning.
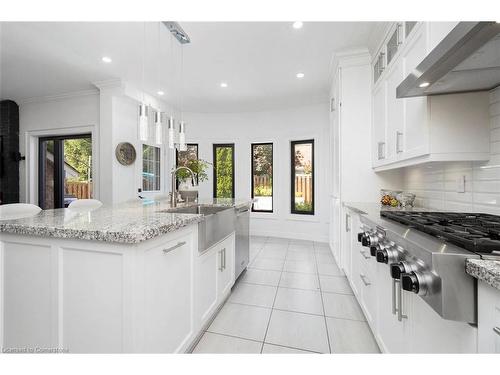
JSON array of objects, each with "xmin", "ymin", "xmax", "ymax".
[
  {"xmin": 386, "ymin": 24, "xmax": 402, "ymax": 65},
  {"xmin": 405, "ymin": 21, "xmax": 417, "ymax": 38}
]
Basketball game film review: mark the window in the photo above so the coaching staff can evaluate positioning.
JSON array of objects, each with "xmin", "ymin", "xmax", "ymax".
[
  {"xmin": 213, "ymin": 144, "xmax": 234, "ymax": 198},
  {"xmin": 176, "ymin": 143, "xmax": 198, "ymax": 186},
  {"xmin": 142, "ymin": 144, "xmax": 161, "ymax": 191},
  {"xmin": 251, "ymin": 143, "xmax": 273, "ymax": 212},
  {"xmin": 38, "ymin": 134, "xmax": 92, "ymax": 209},
  {"xmin": 291, "ymin": 139, "xmax": 314, "ymax": 215}
]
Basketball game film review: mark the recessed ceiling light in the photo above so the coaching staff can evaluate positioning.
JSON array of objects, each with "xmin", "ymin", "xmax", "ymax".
[
  {"xmin": 292, "ymin": 21, "xmax": 303, "ymax": 29},
  {"xmin": 296, "ymin": 72, "xmax": 305, "ymax": 79},
  {"xmin": 101, "ymin": 56, "xmax": 112, "ymax": 63},
  {"xmin": 220, "ymin": 82, "xmax": 228, "ymax": 88},
  {"xmin": 157, "ymin": 91, "xmax": 165, "ymax": 96},
  {"xmin": 419, "ymin": 81, "xmax": 430, "ymax": 88}
]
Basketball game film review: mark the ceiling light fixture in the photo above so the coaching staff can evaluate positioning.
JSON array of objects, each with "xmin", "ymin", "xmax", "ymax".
[
  {"xmin": 220, "ymin": 82, "xmax": 228, "ymax": 88},
  {"xmin": 419, "ymin": 81, "xmax": 430, "ymax": 88},
  {"xmin": 296, "ymin": 72, "xmax": 305, "ymax": 79},
  {"xmin": 138, "ymin": 23, "xmax": 149, "ymax": 142},
  {"xmin": 293, "ymin": 21, "xmax": 303, "ymax": 29},
  {"xmin": 101, "ymin": 56, "xmax": 112, "ymax": 63},
  {"xmin": 157, "ymin": 91, "xmax": 165, "ymax": 96}
]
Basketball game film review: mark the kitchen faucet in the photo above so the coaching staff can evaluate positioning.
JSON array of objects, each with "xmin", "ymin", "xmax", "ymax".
[{"xmin": 170, "ymin": 166, "xmax": 196, "ymax": 208}]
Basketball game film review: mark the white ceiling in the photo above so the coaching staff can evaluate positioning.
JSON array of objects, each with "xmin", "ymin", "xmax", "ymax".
[{"xmin": 0, "ymin": 22, "xmax": 386, "ymax": 112}]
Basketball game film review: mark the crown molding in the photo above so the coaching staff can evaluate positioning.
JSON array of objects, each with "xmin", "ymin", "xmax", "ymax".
[
  {"xmin": 92, "ymin": 78, "xmax": 123, "ymax": 90},
  {"xmin": 18, "ymin": 88, "xmax": 99, "ymax": 105}
]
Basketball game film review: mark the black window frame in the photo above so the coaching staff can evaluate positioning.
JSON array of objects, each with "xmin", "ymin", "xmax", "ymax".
[
  {"xmin": 38, "ymin": 133, "xmax": 91, "ymax": 209},
  {"xmin": 251, "ymin": 142, "xmax": 273, "ymax": 213},
  {"xmin": 290, "ymin": 139, "xmax": 315, "ymax": 215},
  {"xmin": 176, "ymin": 143, "xmax": 199, "ymax": 188},
  {"xmin": 142, "ymin": 143, "xmax": 161, "ymax": 192},
  {"xmin": 212, "ymin": 143, "xmax": 235, "ymax": 199}
]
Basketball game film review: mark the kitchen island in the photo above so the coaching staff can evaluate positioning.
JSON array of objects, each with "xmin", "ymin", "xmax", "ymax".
[{"xmin": 0, "ymin": 198, "xmax": 249, "ymax": 353}]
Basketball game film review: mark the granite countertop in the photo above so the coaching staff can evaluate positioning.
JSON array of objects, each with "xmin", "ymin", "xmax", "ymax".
[
  {"xmin": 0, "ymin": 198, "xmax": 251, "ymax": 244},
  {"xmin": 466, "ymin": 259, "xmax": 500, "ymax": 290}
]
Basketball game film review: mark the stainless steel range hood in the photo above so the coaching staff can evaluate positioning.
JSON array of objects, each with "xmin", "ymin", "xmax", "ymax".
[{"xmin": 397, "ymin": 22, "xmax": 500, "ymax": 98}]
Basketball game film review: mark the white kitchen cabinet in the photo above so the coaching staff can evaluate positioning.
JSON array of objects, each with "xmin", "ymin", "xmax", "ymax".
[
  {"xmin": 478, "ymin": 282, "xmax": 500, "ymax": 353},
  {"xmin": 0, "ymin": 225, "xmax": 206, "ymax": 353},
  {"xmin": 372, "ymin": 22, "xmax": 491, "ymax": 171},
  {"xmin": 344, "ymin": 209, "xmax": 477, "ymax": 353},
  {"xmin": 384, "ymin": 57, "xmax": 404, "ymax": 162},
  {"xmin": 341, "ymin": 208, "xmax": 353, "ymax": 279},
  {"xmin": 195, "ymin": 233, "xmax": 235, "ymax": 331},
  {"xmin": 142, "ymin": 234, "xmax": 195, "ymax": 353},
  {"xmin": 375, "ymin": 263, "xmax": 412, "ymax": 353}
]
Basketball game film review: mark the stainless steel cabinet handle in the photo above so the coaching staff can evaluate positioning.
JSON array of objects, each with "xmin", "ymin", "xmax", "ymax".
[
  {"xmin": 396, "ymin": 131, "xmax": 403, "ymax": 153},
  {"xmin": 218, "ymin": 250, "xmax": 224, "ymax": 271},
  {"xmin": 397, "ymin": 279, "xmax": 408, "ymax": 321},
  {"xmin": 162, "ymin": 241, "xmax": 186, "ymax": 254},
  {"xmin": 392, "ymin": 278, "xmax": 398, "ymax": 315},
  {"xmin": 360, "ymin": 274, "xmax": 371, "ymax": 286},
  {"xmin": 345, "ymin": 213, "xmax": 350, "ymax": 232},
  {"xmin": 222, "ymin": 248, "xmax": 226, "ymax": 270},
  {"xmin": 493, "ymin": 327, "xmax": 500, "ymax": 336},
  {"xmin": 378, "ymin": 142, "xmax": 385, "ymax": 160},
  {"xmin": 397, "ymin": 23, "xmax": 403, "ymax": 45},
  {"xmin": 360, "ymin": 250, "xmax": 370, "ymax": 260}
]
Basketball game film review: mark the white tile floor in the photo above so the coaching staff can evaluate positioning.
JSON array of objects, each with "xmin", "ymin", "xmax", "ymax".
[{"xmin": 192, "ymin": 236, "xmax": 380, "ymax": 354}]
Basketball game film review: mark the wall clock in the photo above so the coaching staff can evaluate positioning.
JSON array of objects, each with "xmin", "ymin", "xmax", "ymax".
[{"xmin": 115, "ymin": 142, "xmax": 136, "ymax": 166}]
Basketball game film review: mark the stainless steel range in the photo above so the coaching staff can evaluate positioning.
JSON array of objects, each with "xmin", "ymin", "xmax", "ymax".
[{"xmin": 357, "ymin": 211, "xmax": 500, "ymax": 324}]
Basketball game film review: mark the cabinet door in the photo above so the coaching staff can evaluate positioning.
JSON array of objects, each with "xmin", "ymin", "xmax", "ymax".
[
  {"xmin": 341, "ymin": 208, "xmax": 353, "ymax": 279},
  {"xmin": 196, "ymin": 246, "xmax": 219, "ymax": 328},
  {"xmin": 385, "ymin": 58, "xmax": 405, "ymax": 161},
  {"xmin": 350, "ymin": 213, "xmax": 363, "ymax": 297},
  {"xmin": 478, "ymin": 282, "xmax": 500, "ymax": 353},
  {"xmin": 143, "ymin": 234, "xmax": 194, "ymax": 353},
  {"xmin": 376, "ymin": 264, "xmax": 411, "ymax": 353},
  {"xmin": 411, "ymin": 295, "xmax": 477, "ymax": 353},
  {"xmin": 402, "ymin": 25, "xmax": 429, "ymax": 158},
  {"xmin": 217, "ymin": 234, "xmax": 235, "ymax": 300},
  {"xmin": 372, "ymin": 81, "xmax": 387, "ymax": 166}
]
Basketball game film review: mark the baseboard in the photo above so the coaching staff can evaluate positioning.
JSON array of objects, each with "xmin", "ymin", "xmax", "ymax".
[{"xmin": 250, "ymin": 229, "xmax": 329, "ymax": 243}]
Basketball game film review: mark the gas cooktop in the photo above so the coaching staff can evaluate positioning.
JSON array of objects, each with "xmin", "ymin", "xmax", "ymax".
[{"xmin": 380, "ymin": 211, "xmax": 500, "ymax": 254}]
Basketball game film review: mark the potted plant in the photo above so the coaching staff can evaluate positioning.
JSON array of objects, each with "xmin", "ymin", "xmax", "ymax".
[{"xmin": 176, "ymin": 159, "xmax": 210, "ymax": 191}]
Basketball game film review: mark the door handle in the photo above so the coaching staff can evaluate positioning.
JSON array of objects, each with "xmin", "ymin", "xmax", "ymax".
[
  {"xmin": 162, "ymin": 241, "xmax": 186, "ymax": 254},
  {"xmin": 360, "ymin": 274, "xmax": 371, "ymax": 286},
  {"xmin": 218, "ymin": 250, "xmax": 224, "ymax": 271},
  {"xmin": 397, "ymin": 278, "xmax": 408, "ymax": 321},
  {"xmin": 396, "ymin": 131, "xmax": 403, "ymax": 153},
  {"xmin": 222, "ymin": 248, "xmax": 226, "ymax": 270},
  {"xmin": 360, "ymin": 250, "xmax": 370, "ymax": 260},
  {"xmin": 392, "ymin": 278, "xmax": 398, "ymax": 315},
  {"xmin": 345, "ymin": 214, "xmax": 350, "ymax": 232}
]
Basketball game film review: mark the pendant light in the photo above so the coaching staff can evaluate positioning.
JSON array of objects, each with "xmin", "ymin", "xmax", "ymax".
[
  {"xmin": 168, "ymin": 116, "xmax": 175, "ymax": 149},
  {"xmin": 139, "ymin": 22, "xmax": 149, "ymax": 142},
  {"xmin": 178, "ymin": 41, "xmax": 187, "ymax": 151},
  {"xmin": 154, "ymin": 22, "xmax": 163, "ymax": 145}
]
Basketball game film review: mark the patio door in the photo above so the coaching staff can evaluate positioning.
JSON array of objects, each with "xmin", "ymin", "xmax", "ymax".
[{"xmin": 38, "ymin": 134, "xmax": 92, "ymax": 209}]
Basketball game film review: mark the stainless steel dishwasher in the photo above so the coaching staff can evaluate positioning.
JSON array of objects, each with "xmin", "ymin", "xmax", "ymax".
[{"xmin": 234, "ymin": 205, "xmax": 250, "ymax": 279}]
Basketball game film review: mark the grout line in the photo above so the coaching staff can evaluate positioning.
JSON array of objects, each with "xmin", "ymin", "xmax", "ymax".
[
  {"xmin": 202, "ymin": 331, "xmax": 264, "ymax": 345},
  {"xmin": 259, "ymin": 240, "xmax": 288, "ymax": 353},
  {"xmin": 262, "ymin": 342, "xmax": 322, "ymax": 354},
  {"xmin": 313, "ymin": 241, "xmax": 332, "ymax": 354}
]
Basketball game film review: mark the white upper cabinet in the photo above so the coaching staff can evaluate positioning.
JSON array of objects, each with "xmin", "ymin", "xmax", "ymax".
[{"xmin": 371, "ymin": 22, "xmax": 491, "ymax": 171}]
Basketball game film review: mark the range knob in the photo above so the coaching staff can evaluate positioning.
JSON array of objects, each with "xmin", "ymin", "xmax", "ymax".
[
  {"xmin": 401, "ymin": 272, "xmax": 420, "ymax": 294},
  {"xmin": 357, "ymin": 232, "xmax": 364, "ymax": 242},
  {"xmin": 361, "ymin": 234, "xmax": 371, "ymax": 247},
  {"xmin": 376, "ymin": 246, "xmax": 399, "ymax": 264},
  {"xmin": 401, "ymin": 271, "xmax": 432, "ymax": 296},
  {"xmin": 369, "ymin": 244, "xmax": 379, "ymax": 257},
  {"xmin": 390, "ymin": 262, "xmax": 406, "ymax": 279}
]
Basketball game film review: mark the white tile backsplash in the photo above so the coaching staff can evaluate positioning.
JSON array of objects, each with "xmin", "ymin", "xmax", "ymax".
[{"xmin": 404, "ymin": 87, "xmax": 500, "ymax": 214}]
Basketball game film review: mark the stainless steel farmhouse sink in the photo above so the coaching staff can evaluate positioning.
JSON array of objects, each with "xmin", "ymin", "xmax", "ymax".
[{"xmin": 161, "ymin": 204, "xmax": 235, "ymax": 252}]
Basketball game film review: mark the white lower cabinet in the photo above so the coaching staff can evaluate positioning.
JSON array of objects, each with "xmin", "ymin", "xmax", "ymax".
[
  {"xmin": 195, "ymin": 234, "xmax": 235, "ymax": 330},
  {"xmin": 478, "ymin": 282, "xmax": 500, "ymax": 353},
  {"xmin": 345, "ymin": 210, "xmax": 477, "ymax": 353},
  {"xmin": 0, "ymin": 226, "xmax": 236, "ymax": 353}
]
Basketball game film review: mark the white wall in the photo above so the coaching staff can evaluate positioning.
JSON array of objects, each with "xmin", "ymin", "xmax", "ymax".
[
  {"xmin": 18, "ymin": 92, "xmax": 100, "ymax": 203},
  {"xmin": 404, "ymin": 87, "xmax": 500, "ymax": 214},
  {"xmin": 184, "ymin": 103, "xmax": 331, "ymax": 242}
]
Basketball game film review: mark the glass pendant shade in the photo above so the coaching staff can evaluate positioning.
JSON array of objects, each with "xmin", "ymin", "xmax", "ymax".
[
  {"xmin": 155, "ymin": 111, "xmax": 163, "ymax": 145},
  {"xmin": 168, "ymin": 116, "xmax": 175, "ymax": 149},
  {"xmin": 139, "ymin": 103, "xmax": 149, "ymax": 142},
  {"xmin": 179, "ymin": 121, "xmax": 187, "ymax": 151}
]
